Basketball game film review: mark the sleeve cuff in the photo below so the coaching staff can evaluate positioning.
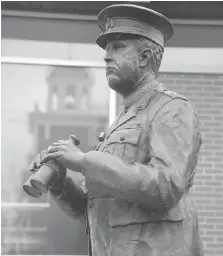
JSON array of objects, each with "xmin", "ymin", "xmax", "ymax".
[{"xmin": 49, "ymin": 176, "xmax": 69, "ymax": 199}]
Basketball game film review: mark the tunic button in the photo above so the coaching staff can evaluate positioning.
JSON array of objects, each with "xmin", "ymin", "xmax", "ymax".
[{"xmin": 120, "ymin": 136, "xmax": 125, "ymax": 141}]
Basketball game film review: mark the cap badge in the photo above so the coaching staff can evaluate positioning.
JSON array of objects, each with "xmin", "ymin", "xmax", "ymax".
[{"xmin": 105, "ymin": 17, "xmax": 115, "ymax": 30}]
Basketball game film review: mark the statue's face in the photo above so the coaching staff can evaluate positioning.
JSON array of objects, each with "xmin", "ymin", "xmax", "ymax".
[{"xmin": 104, "ymin": 36, "xmax": 141, "ymax": 96}]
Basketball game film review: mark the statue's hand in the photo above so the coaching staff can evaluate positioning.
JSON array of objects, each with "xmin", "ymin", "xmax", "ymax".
[
  {"xmin": 29, "ymin": 150, "xmax": 47, "ymax": 173},
  {"xmin": 41, "ymin": 135, "xmax": 84, "ymax": 173}
]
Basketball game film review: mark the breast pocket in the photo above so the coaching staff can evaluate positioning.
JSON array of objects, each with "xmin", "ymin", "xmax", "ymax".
[{"xmin": 102, "ymin": 127, "xmax": 141, "ymax": 164}]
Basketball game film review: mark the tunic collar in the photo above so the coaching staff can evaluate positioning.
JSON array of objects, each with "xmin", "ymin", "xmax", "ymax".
[{"xmin": 122, "ymin": 79, "xmax": 163, "ymax": 112}]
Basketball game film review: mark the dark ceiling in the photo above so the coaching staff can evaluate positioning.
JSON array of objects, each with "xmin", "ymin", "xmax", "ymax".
[{"xmin": 2, "ymin": 1, "xmax": 223, "ymax": 20}]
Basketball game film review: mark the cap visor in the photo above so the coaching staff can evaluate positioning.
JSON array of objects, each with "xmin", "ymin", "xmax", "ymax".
[{"xmin": 97, "ymin": 31, "xmax": 149, "ymax": 49}]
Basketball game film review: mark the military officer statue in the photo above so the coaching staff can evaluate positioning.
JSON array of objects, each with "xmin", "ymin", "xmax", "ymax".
[{"xmin": 29, "ymin": 4, "xmax": 204, "ymax": 256}]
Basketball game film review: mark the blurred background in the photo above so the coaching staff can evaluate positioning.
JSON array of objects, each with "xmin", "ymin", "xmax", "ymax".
[{"xmin": 1, "ymin": 1, "xmax": 223, "ymax": 256}]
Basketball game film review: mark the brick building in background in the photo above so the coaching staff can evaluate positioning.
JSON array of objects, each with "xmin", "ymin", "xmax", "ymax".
[
  {"xmin": 159, "ymin": 73, "xmax": 223, "ymax": 254},
  {"xmin": 1, "ymin": 1, "xmax": 223, "ymax": 255}
]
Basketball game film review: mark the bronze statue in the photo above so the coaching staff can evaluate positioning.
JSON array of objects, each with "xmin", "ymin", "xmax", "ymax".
[{"xmin": 28, "ymin": 4, "xmax": 204, "ymax": 256}]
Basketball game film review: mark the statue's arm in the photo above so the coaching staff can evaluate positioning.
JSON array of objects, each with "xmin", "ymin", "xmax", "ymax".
[
  {"xmin": 50, "ymin": 170, "xmax": 87, "ymax": 221},
  {"xmin": 81, "ymin": 99, "xmax": 202, "ymax": 211}
]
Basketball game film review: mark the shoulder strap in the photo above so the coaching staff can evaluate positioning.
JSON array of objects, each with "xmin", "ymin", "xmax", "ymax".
[
  {"xmin": 162, "ymin": 89, "xmax": 187, "ymax": 100},
  {"xmin": 147, "ymin": 89, "xmax": 188, "ymax": 125}
]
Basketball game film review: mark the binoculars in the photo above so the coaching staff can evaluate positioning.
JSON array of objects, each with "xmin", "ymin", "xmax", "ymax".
[
  {"xmin": 23, "ymin": 136, "xmax": 80, "ymax": 198},
  {"xmin": 23, "ymin": 160, "xmax": 61, "ymax": 198}
]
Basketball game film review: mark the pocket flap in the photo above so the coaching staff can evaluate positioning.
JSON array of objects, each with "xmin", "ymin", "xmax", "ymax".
[
  {"xmin": 106, "ymin": 128, "xmax": 140, "ymax": 146},
  {"xmin": 108, "ymin": 198, "xmax": 185, "ymax": 227}
]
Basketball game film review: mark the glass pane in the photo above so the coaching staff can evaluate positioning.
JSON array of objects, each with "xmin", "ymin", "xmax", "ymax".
[
  {"xmin": 1, "ymin": 63, "xmax": 109, "ymax": 255},
  {"xmin": 2, "ymin": 39, "xmax": 105, "ymax": 63}
]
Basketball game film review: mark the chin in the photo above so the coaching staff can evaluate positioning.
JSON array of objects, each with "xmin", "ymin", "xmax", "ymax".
[{"xmin": 107, "ymin": 75, "xmax": 121, "ymax": 91}]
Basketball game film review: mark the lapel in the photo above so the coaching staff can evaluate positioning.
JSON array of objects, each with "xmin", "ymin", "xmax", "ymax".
[
  {"xmin": 107, "ymin": 107, "xmax": 137, "ymax": 138},
  {"xmin": 111, "ymin": 107, "xmax": 137, "ymax": 132},
  {"xmin": 108, "ymin": 110, "xmax": 123, "ymax": 132}
]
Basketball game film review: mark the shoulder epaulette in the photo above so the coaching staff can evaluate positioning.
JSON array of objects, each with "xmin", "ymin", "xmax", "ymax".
[{"xmin": 162, "ymin": 89, "xmax": 187, "ymax": 101}]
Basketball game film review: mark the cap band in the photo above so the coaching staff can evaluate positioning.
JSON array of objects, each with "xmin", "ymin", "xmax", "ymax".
[{"xmin": 103, "ymin": 17, "xmax": 164, "ymax": 47}]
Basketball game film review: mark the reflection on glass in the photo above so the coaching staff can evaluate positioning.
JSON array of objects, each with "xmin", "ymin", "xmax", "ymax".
[{"xmin": 1, "ymin": 63, "xmax": 109, "ymax": 254}]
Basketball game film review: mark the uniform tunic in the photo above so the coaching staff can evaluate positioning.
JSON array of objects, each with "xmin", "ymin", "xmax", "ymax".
[{"xmin": 51, "ymin": 81, "xmax": 204, "ymax": 256}]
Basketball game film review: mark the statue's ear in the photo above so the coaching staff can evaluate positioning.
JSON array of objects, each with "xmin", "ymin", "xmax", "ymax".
[{"xmin": 140, "ymin": 49, "xmax": 152, "ymax": 68}]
